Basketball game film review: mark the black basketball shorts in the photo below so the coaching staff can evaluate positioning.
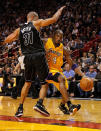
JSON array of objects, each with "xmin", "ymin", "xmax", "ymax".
[
  {"xmin": 47, "ymin": 72, "xmax": 61, "ymax": 82},
  {"xmin": 24, "ymin": 52, "xmax": 49, "ymax": 84}
]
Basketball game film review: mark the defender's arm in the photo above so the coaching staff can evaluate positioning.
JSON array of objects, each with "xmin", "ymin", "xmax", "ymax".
[
  {"xmin": 3, "ymin": 28, "xmax": 20, "ymax": 44},
  {"xmin": 33, "ymin": 6, "xmax": 66, "ymax": 27},
  {"xmin": 63, "ymin": 47, "xmax": 84, "ymax": 77}
]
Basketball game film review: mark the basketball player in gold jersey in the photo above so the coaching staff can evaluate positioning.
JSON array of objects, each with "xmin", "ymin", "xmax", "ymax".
[
  {"xmin": 34, "ymin": 29, "xmax": 84, "ymax": 115},
  {"xmin": 2, "ymin": 6, "xmax": 66, "ymax": 117}
]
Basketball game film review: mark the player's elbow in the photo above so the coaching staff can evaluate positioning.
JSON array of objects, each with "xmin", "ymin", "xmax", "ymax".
[
  {"xmin": 52, "ymin": 16, "xmax": 58, "ymax": 23},
  {"xmin": 41, "ymin": 18, "xmax": 57, "ymax": 27}
]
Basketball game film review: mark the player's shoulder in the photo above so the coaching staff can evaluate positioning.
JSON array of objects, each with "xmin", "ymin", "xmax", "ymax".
[
  {"xmin": 33, "ymin": 19, "xmax": 43, "ymax": 25},
  {"xmin": 44, "ymin": 38, "xmax": 52, "ymax": 48},
  {"xmin": 47, "ymin": 38, "xmax": 53, "ymax": 44},
  {"xmin": 60, "ymin": 42, "xmax": 63, "ymax": 46},
  {"xmin": 59, "ymin": 42, "xmax": 63, "ymax": 48}
]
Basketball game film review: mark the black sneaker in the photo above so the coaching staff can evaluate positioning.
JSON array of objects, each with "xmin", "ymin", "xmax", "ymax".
[
  {"xmin": 15, "ymin": 106, "xmax": 23, "ymax": 117},
  {"xmin": 59, "ymin": 104, "xmax": 70, "ymax": 114},
  {"xmin": 76, "ymin": 104, "xmax": 81, "ymax": 111},
  {"xmin": 33, "ymin": 103, "xmax": 50, "ymax": 117},
  {"xmin": 69, "ymin": 104, "xmax": 78, "ymax": 115}
]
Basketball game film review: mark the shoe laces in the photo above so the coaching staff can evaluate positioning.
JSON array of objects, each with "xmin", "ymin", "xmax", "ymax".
[
  {"xmin": 39, "ymin": 104, "xmax": 46, "ymax": 109},
  {"xmin": 37, "ymin": 102, "xmax": 47, "ymax": 110}
]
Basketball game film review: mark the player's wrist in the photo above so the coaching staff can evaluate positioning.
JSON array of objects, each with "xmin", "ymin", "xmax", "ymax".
[{"xmin": 71, "ymin": 64, "xmax": 78, "ymax": 70}]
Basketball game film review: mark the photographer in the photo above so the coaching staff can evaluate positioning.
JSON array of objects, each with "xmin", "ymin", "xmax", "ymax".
[
  {"xmin": 2, "ymin": 67, "xmax": 14, "ymax": 96},
  {"xmin": 94, "ymin": 64, "xmax": 101, "ymax": 98},
  {"xmin": 13, "ymin": 48, "xmax": 25, "ymax": 98}
]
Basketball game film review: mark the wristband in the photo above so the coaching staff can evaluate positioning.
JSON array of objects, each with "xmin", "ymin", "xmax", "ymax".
[{"xmin": 71, "ymin": 64, "xmax": 78, "ymax": 70}]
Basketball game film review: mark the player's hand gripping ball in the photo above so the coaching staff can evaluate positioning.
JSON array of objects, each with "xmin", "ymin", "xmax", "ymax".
[{"xmin": 80, "ymin": 77, "xmax": 93, "ymax": 91}]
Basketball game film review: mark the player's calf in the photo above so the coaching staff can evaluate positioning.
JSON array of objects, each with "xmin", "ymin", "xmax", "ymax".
[{"xmin": 15, "ymin": 105, "xmax": 23, "ymax": 117}]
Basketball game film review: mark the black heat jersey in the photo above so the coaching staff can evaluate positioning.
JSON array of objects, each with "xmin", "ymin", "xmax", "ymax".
[{"xmin": 19, "ymin": 22, "xmax": 45, "ymax": 55}]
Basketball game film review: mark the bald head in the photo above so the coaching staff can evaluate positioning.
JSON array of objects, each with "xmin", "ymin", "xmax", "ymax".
[
  {"xmin": 27, "ymin": 11, "xmax": 39, "ymax": 21},
  {"xmin": 54, "ymin": 29, "xmax": 63, "ymax": 36},
  {"xmin": 53, "ymin": 29, "xmax": 63, "ymax": 45}
]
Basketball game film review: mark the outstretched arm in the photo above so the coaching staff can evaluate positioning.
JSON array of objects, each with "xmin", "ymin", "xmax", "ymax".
[
  {"xmin": 63, "ymin": 46, "xmax": 73, "ymax": 67},
  {"xmin": 63, "ymin": 46, "xmax": 84, "ymax": 77},
  {"xmin": 33, "ymin": 6, "xmax": 66, "ymax": 27},
  {"xmin": 3, "ymin": 28, "xmax": 20, "ymax": 45}
]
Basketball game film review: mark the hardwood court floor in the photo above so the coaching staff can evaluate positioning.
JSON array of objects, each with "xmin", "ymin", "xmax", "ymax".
[{"xmin": 0, "ymin": 96, "xmax": 101, "ymax": 131}]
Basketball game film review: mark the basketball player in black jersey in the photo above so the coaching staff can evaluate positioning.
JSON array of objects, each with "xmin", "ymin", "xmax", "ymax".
[{"xmin": 2, "ymin": 6, "xmax": 66, "ymax": 117}]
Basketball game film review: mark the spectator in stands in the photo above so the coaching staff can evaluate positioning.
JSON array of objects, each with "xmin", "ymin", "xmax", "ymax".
[
  {"xmin": 90, "ymin": 55, "xmax": 96, "ymax": 65},
  {"xmin": 97, "ymin": 44, "xmax": 101, "ymax": 63},
  {"xmin": 90, "ymin": 31, "xmax": 97, "ymax": 40},
  {"xmin": 75, "ymin": 36, "xmax": 84, "ymax": 49},
  {"xmin": 63, "ymin": 63, "xmax": 75, "ymax": 81},
  {"xmin": 63, "ymin": 63, "xmax": 76, "ymax": 97},
  {"xmin": 94, "ymin": 64, "xmax": 101, "ymax": 98},
  {"xmin": 85, "ymin": 65, "xmax": 97, "ymax": 78},
  {"xmin": 69, "ymin": 39, "xmax": 77, "ymax": 51},
  {"xmin": 72, "ymin": 25, "xmax": 78, "ymax": 36},
  {"xmin": 13, "ymin": 48, "xmax": 25, "ymax": 98},
  {"xmin": 77, "ymin": 65, "xmax": 97, "ymax": 98},
  {"xmin": 81, "ymin": 52, "xmax": 88, "ymax": 62},
  {"xmin": 1, "ymin": 67, "xmax": 14, "ymax": 96},
  {"xmin": 81, "ymin": 52, "xmax": 91, "ymax": 67}
]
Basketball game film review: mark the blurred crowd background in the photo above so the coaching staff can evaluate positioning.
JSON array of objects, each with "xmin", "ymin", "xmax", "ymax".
[{"xmin": 0, "ymin": 0, "xmax": 101, "ymax": 99}]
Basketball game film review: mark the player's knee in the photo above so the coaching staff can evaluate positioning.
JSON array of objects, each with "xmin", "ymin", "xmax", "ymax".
[{"xmin": 25, "ymin": 82, "xmax": 31, "ymax": 88}]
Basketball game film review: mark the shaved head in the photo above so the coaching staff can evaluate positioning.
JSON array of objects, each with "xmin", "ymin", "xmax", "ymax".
[
  {"xmin": 53, "ymin": 29, "xmax": 63, "ymax": 45},
  {"xmin": 27, "ymin": 11, "xmax": 39, "ymax": 21},
  {"xmin": 54, "ymin": 29, "xmax": 63, "ymax": 36}
]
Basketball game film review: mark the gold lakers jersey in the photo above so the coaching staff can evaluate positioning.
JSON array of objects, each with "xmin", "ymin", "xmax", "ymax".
[
  {"xmin": 45, "ymin": 38, "xmax": 68, "ymax": 90},
  {"xmin": 45, "ymin": 38, "xmax": 63, "ymax": 72}
]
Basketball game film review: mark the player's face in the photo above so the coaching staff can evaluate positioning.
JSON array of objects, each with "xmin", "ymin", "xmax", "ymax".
[{"xmin": 54, "ymin": 33, "xmax": 63, "ymax": 44}]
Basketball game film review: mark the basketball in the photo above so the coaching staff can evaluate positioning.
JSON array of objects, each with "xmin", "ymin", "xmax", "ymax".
[{"xmin": 80, "ymin": 77, "xmax": 93, "ymax": 91}]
